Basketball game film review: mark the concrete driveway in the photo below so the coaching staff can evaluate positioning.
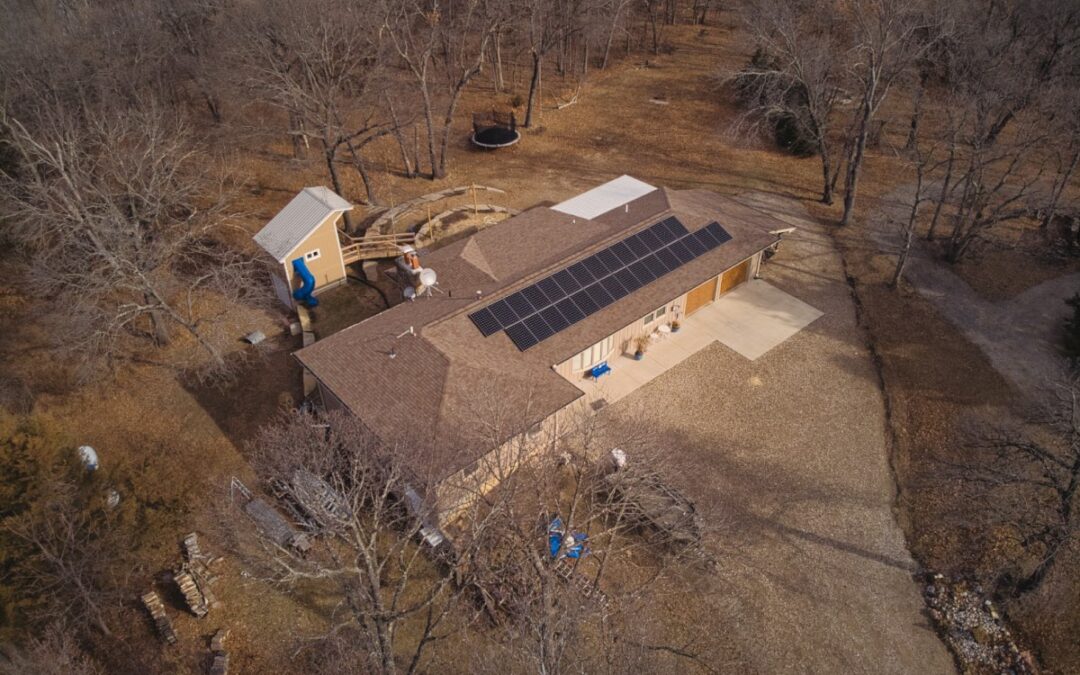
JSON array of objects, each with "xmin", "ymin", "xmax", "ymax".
[{"xmin": 602, "ymin": 194, "xmax": 954, "ymax": 674}]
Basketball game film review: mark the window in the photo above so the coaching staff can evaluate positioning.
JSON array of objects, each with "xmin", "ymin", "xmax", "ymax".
[
  {"xmin": 642, "ymin": 305, "xmax": 667, "ymax": 326},
  {"xmin": 572, "ymin": 335, "xmax": 615, "ymax": 371},
  {"xmin": 304, "ymin": 249, "xmax": 321, "ymax": 261}
]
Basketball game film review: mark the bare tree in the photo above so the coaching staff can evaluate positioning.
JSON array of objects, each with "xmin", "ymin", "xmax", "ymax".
[
  {"xmin": 953, "ymin": 376, "xmax": 1080, "ymax": 596},
  {"xmin": 838, "ymin": 0, "xmax": 943, "ymax": 226},
  {"xmin": 382, "ymin": 0, "xmax": 504, "ymax": 179},
  {"xmin": 732, "ymin": 0, "xmax": 847, "ymax": 204},
  {"xmin": 0, "ymin": 97, "xmax": 266, "ymax": 380},
  {"xmin": 235, "ymin": 0, "xmax": 392, "ymax": 206},
  {"xmin": 243, "ymin": 410, "xmax": 487, "ymax": 675},
  {"xmin": 0, "ymin": 622, "xmax": 103, "ymax": 675},
  {"xmin": 890, "ymin": 134, "xmax": 938, "ymax": 288}
]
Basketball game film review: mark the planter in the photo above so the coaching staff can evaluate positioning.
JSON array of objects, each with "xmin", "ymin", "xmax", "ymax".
[
  {"xmin": 633, "ymin": 351, "xmax": 644, "ymax": 361},
  {"xmin": 671, "ymin": 326, "xmax": 681, "ymax": 333}
]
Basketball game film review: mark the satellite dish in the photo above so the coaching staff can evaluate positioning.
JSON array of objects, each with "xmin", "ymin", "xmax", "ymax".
[
  {"xmin": 403, "ymin": 286, "xmax": 416, "ymax": 300},
  {"xmin": 419, "ymin": 268, "xmax": 437, "ymax": 287}
]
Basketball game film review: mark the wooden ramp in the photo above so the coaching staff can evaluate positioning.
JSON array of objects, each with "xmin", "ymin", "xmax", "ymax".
[{"xmin": 340, "ymin": 232, "xmax": 416, "ymax": 264}]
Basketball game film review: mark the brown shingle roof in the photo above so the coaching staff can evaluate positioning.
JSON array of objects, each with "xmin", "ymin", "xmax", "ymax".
[{"xmin": 295, "ymin": 186, "xmax": 784, "ymax": 481}]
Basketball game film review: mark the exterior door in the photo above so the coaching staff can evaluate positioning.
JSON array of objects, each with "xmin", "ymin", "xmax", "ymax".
[
  {"xmin": 719, "ymin": 259, "xmax": 750, "ymax": 294},
  {"xmin": 684, "ymin": 277, "xmax": 719, "ymax": 316}
]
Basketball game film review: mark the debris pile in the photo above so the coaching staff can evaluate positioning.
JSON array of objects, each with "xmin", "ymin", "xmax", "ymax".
[
  {"xmin": 922, "ymin": 573, "xmax": 1038, "ymax": 674},
  {"xmin": 172, "ymin": 532, "xmax": 223, "ymax": 617}
]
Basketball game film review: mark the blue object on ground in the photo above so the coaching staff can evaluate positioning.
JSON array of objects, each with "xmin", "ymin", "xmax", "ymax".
[
  {"xmin": 548, "ymin": 516, "xmax": 589, "ymax": 559},
  {"xmin": 590, "ymin": 361, "xmax": 611, "ymax": 379},
  {"xmin": 292, "ymin": 257, "xmax": 319, "ymax": 307}
]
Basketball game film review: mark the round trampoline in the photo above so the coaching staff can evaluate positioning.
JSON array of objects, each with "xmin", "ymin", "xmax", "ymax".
[{"xmin": 471, "ymin": 109, "xmax": 521, "ymax": 149}]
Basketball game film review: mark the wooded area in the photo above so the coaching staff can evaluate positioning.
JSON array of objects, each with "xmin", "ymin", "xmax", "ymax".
[{"xmin": 1, "ymin": 0, "xmax": 1079, "ymax": 672}]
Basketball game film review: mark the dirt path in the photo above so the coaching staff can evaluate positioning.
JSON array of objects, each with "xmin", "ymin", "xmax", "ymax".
[
  {"xmin": 867, "ymin": 186, "xmax": 1078, "ymax": 399},
  {"xmin": 605, "ymin": 194, "xmax": 954, "ymax": 674}
]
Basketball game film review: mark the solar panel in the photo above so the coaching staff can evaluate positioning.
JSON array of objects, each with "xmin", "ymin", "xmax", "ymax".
[
  {"xmin": 611, "ymin": 241, "xmax": 636, "ymax": 265},
  {"xmin": 572, "ymin": 289, "xmax": 599, "ymax": 314},
  {"xmin": 669, "ymin": 240, "xmax": 695, "ymax": 264},
  {"xmin": 469, "ymin": 214, "xmax": 738, "ymax": 351},
  {"xmin": 506, "ymin": 292, "xmax": 534, "ymax": 318},
  {"xmin": 601, "ymin": 275, "xmax": 629, "ymax": 300},
  {"xmin": 523, "ymin": 314, "xmax": 555, "ymax": 341},
  {"xmin": 656, "ymin": 247, "xmax": 680, "ymax": 271},
  {"xmin": 553, "ymin": 269, "xmax": 580, "ymax": 294},
  {"xmin": 488, "ymin": 298, "xmax": 518, "ymax": 325},
  {"xmin": 583, "ymin": 255, "xmax": 609, "ymax": 278},
  {"xmin": 504, "ymin": 322, "xmax": 537, "ymax": 350},
  {"xmin": 625, "ymin": 234, "xmax": 649, "ymax": 259},
  {"xmin": 684, "ymin": 235, "xmax": 708, "ymax": 257},
  {"xmin": 568, "ymin": 261, "xmax": 594, "ymax": 286},
  {"xmin": 540, "ymin": 305, "xmax": 570, "ymax": 332},
  {"xmin": 538, "ymin": 276, "xmax": 564, "ymax": 301},
  {"xmin": 555, "ymin": 297, "xmax": 586, "ymax": 324},
  {"xmin": 637, "ymin": 228, "xmax": 662, "ymax": 251},
  {"xmin": 522, "ymin": 284, "xmax": 549, "ymax": 309},
  {"xmin": 469, "ymin": 307, "xmax": 501, "ymax": 336},
  {"xmin": 596, "ymin": 248, "xmax": 621, "ymax": 270}
]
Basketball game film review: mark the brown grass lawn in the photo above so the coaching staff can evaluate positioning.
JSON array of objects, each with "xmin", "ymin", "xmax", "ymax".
[{"xmin": 5, "ymin": 6, "xmax": 1079, "ymax": 672}]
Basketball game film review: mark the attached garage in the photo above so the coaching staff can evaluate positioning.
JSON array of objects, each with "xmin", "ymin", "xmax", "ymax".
[
  {"xmin": 685, "ymin": 277, "xmax": 719, "ymax": 316},
  {"xmin": 720, "ymin": 258, "xmax": 751, "ymax": 293}
]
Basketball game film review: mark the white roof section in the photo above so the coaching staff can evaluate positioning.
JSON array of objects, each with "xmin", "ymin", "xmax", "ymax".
[
  {"xmin": 552, "ymin": 175, "xmax": 658, "ymax": 220},
  {"xmin": 254, "ymin": 187, "xmax": 353, "ymax": 262}
]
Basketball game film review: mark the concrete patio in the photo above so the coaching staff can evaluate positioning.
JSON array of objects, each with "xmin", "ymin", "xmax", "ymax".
[{"xmin": 563, "ymin": 279, "xmax": 823, "ymax": 405}]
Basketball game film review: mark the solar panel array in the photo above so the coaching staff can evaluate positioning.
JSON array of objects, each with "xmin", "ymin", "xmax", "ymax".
[{"xmin": 468, "ymin": 217, "xmax": 733, "ymax": 351}]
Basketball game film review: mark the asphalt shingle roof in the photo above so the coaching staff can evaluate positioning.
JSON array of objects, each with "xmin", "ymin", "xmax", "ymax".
[{"xmin": 296, "ymin": 185, "xmax": 786, "ymax": 483}]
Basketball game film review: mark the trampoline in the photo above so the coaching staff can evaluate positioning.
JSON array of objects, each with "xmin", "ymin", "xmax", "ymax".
[{"xmin": 471, "ymin": 109, "xmax": 520, "ymax": 149}]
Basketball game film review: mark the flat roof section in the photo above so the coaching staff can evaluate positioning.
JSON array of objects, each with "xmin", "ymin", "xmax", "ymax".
[{"xmin": 552, "ymin": 175, "xmax": 658, "ymax": 219}]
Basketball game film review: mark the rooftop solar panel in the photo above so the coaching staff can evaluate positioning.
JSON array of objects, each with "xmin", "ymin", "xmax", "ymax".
[
  {"xmin": 469, "ymin": 214, "xmax": 738, "ymax": 351},
  {"xmin": 555, "ymin": 297, "xmax": 586, "ymax": 324},
  {"xmin": 469, "ymin": 307, "xmax": 501, "ymax": 336},
  {"xmin": 506, "ymin": 292, "xmax": 534, "ymax": 318},
  {"xmin": 553, "ymin": 269, "xmax": 580, "ymax": 294},
  {"xmin": 504, "ymin": 322, "xmax": 537, "ymax": 350},
  {"xmin": 522, "ymin": 284, "xmax": 548, "ymax": 309},
  {"xmin": 540, "ymin": 306, "xmax": 570, "ymax": 332}
]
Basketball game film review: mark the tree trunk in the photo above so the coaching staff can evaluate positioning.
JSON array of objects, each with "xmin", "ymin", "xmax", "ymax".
[
  {"xmin": 493, "ymin": 31, "xmax": 505, "ymax": 92},
  {"xmin": 524, "ymin": 51, "xmax": 542, "ymax": 128},
  {"xmin": 387, "ymin": 99, "xmax": 416, "ymax": 178},
  {"xmin": 145, "ymin": 292, "xmax": 171, "ymax": 346},
  {"xmin": 904, "ymin": 76, "xmax": 925, "ymax": 152},
  {"xmin": 840, "ymin": 96, "xmax": 874, "ymax": 226},
  {"xmin": 927, "ymin": 147, "xmax": 956, "ymax": 240},
  {"xmin": 289, "ymin": 112, "xmax": 305, "ymax": 159},
  {"xmin": 892, "ymin": 174, "xmax": 925, "ymax": 288},
  {"xmin": 348, "ymin": 141, "xmax": 379, "ymax": 205},
  {"xmin": 819, "ymin": 140, "xmax": 834, "ymax": 205},
  {"xmin": 420, "ymin": 86, "xmax": 439, "ymax": 180}
]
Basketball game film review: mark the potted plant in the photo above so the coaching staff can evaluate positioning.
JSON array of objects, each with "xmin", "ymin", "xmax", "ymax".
[
  {"xmin": 670, "ymin": 320, "xmax": 681, "ymax": 333},
  {"xmin": 633, "ymin": 335, "xmax": 649, "ymax": 360}
]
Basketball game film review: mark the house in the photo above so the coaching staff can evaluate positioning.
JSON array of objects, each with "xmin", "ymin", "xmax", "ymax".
[
  {"xmin": 253, "ymin": 186, "xmax": 354, "ymax": 308},
  {"xmin": 294, "ymin": 176, "xmax": 785, "ymax": 523}
]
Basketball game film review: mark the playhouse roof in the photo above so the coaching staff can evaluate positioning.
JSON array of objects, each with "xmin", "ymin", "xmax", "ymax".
[
  {"xmin": 296, "ymin": 180, "xmax": 786, "ymax": 485},
  {"xmin": 254, "ymin": 187, "xmax": 353, "ymax": 262},
  {"xmin": 552, "ymin": 175, "xmax": 658, "ymax": 219}
]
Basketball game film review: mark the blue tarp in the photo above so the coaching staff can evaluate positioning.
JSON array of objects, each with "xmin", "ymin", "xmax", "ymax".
[{"xmin": 548, "ymin": 516, "xmax": 589, "ymax": 559}]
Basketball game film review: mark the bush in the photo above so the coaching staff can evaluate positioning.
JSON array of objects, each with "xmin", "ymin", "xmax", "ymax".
[{"xmin": 1064, "ymin": 292, "xmax": 1080, "ymax": 363}]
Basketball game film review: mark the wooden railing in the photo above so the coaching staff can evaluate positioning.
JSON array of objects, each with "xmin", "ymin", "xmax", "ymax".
[{"xmin": 340, "ymin": 231, "xmax": 416, "ymax": 264}]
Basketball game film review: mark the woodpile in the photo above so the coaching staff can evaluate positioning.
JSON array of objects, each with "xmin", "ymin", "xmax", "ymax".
[
  {"xmin": 140, "ymin": 591, "xmax": 177, "ymax": 645},
  {"xmin": 209, "ymin": 628, "xmax": 230, "ymax": 675}
]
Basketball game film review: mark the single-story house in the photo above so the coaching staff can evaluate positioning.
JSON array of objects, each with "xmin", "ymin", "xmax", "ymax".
[
  {"xmin": 294, "ymin": 176, "xmax": 785, "ymax": 523},
  {"xmin": 253, "ymin": 186, "xmax": 354, "ymax": 308}
]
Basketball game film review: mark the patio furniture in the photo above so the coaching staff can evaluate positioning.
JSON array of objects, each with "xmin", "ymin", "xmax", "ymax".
[{"xmin": 590, "ymin": 361, "xmax": 611, "ymax": 379}]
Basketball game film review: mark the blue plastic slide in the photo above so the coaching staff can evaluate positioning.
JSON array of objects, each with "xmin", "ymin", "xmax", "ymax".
[{"xmin": 292, "ymin": 258, "xmax": 319, "ymax": 307}]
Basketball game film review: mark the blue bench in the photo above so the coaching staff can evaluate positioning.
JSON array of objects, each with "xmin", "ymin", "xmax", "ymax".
[{"xmin": 590, "ymin": 361, "xmax": 611, "ymax": 379}]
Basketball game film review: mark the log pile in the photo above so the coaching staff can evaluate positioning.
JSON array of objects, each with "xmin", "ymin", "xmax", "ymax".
[
  {"xmin": 209, "ymin": 628, "xmax": 230, "ymax": 675},
  {"xmin": 140, "ymin": 591, "xmax": 177, "ymax": 645}
]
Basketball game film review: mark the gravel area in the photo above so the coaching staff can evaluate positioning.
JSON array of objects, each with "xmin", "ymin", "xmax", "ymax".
[
  {"xmin": 602, "ymin": 194, "xmax": 955, "ymax": 674},
  {"xmin": 867, "ymin": 184, "xmax": 1079, "ymax": 400}
]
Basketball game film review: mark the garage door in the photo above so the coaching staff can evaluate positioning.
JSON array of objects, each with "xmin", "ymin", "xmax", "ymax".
[
  {"xmin": 684, "ymin": 277, "xmax": 718, "ymax": 315},
  {"xmin": 720, "ymin": 259, "xmax": 751, "ymax": 294}
]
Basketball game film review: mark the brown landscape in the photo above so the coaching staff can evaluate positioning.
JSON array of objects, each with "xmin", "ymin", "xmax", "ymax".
[{"xmin": 2, "ymin": 1, "xmax": 1079, "ymax": 674}]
